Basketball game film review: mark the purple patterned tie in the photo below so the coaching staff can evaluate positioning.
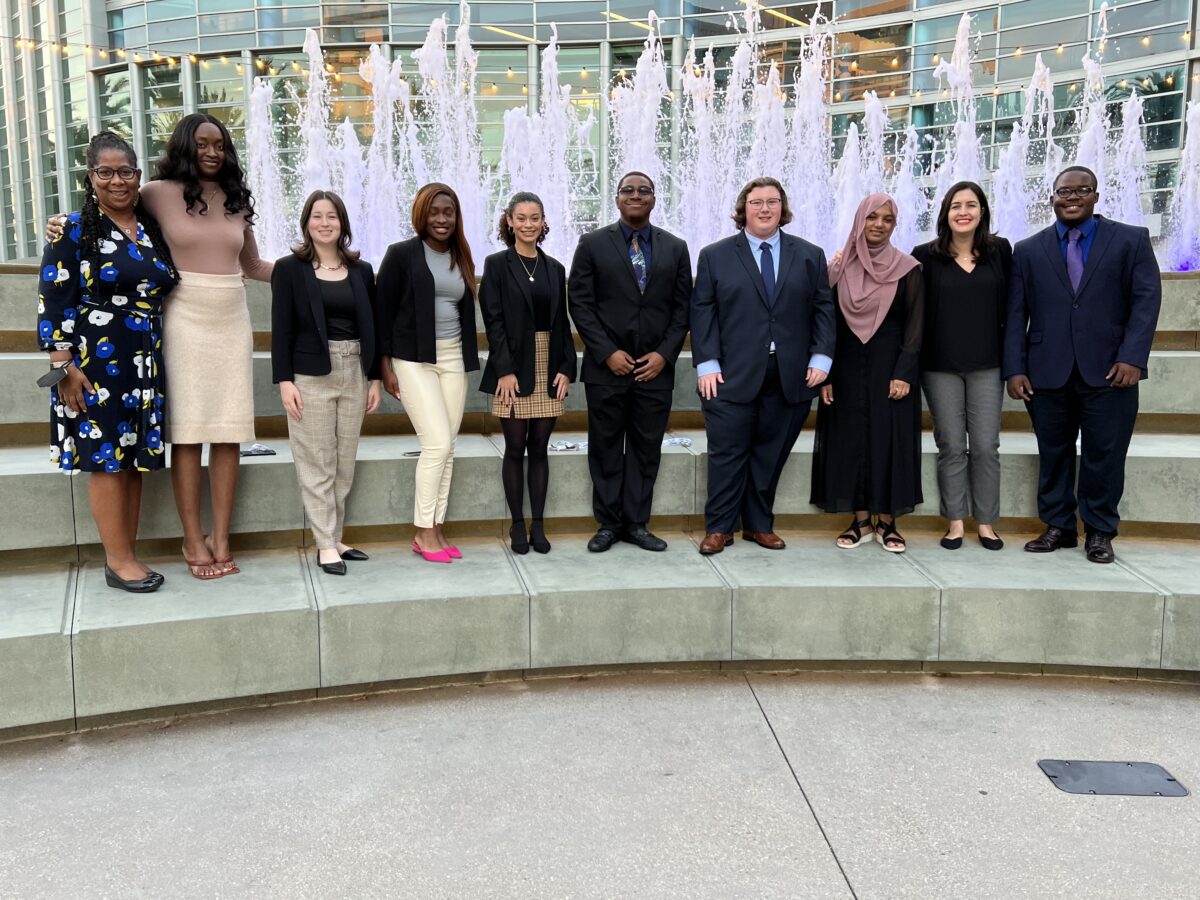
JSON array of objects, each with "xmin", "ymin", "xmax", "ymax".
[
  {"xmin": 629, "ymin": 234, "xmax": 647, "ymax": 293},
  {"xmin": 1066, "ymin": 227, "xmax": 1084, "ymax": 293}
]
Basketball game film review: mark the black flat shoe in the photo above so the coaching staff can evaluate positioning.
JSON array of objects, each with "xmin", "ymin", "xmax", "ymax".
[
  {"xmin": 621, "ymin": 526, "xmax": 667, "ymax": 552},
  {"xmin": 510, "ymin": 521, "xmax": 530, "ymax": 555},
  {"xmin": 104, "ymin": 564, "xmax": 163, "ymax": 593},
  {"xmin": 979, "ymin": 533, "xmax": 1004, "ymax": 551},
  {"xmin": 940, "ymin": 533, "xmax": 963, "ymax": 550},
  {"xmin": 319, "ymin": 560, "xmax": 348, "ymax": 576},
  {"xmin": 340, "ymin": 548, "xmax": 369, "ymax": 562},
  {"xmin": 587, "ymin": 528, "xmax": 619, "ymax": 553},
  {"xmin": 530, "ymin": 519, "xmax": 551, "ymax": 554}
]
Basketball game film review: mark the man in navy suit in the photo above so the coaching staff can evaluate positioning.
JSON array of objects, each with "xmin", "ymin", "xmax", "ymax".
[
  {"xmin": 690, "ymin": 177, "xmax": 836, "ymax": 554},
  {"xmin": 569, "ymin": 172, "xmax": 693, "ymax": 553},
  {"xmin": 1003, "ymin": 165, "xmax": 1161, "ymax": 563}
]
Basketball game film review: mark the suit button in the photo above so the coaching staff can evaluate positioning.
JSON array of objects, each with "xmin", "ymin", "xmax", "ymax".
[{"xmin": 1072, "ymin": 303, "xmax": 1079, "ymax": 309}]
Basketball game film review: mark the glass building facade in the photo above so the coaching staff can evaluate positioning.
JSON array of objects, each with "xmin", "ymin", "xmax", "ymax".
[{"xmin": 0, "ymin": 0, "xmax": 1197, "ymax": 259}]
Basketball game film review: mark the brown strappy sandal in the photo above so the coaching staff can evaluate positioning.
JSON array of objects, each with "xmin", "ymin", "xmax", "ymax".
[
  {"xmin": 182, "ymin": 545, "xmax": 224, "ymax": 580},
  {"xmin": 205, "ymin": 536, "xmax": 240, "ymax": 575}
]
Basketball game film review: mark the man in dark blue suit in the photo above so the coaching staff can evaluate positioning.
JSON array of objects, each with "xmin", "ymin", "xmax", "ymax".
[
  {"xmin": 1003, "ymin": 166, "xmax": 1161, "ymax": 563},
  {"xmin": 690, "ymin": 177, "xmax": 836, "ymax": 554}
]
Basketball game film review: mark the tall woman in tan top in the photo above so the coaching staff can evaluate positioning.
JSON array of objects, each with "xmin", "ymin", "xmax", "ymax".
[{"xmin": 141, "ymin": 114, "xmax": 273, "ymax": 577}]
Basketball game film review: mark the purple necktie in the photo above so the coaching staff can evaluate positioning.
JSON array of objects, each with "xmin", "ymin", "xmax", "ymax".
[{"xmin": 1066, "ymin": 228, "xmax": 1084, "ymax": 293}]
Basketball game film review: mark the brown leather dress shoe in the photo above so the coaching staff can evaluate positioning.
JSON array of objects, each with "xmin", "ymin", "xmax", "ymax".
[
  {"xmin": 699, "ymin": 532, "xmax": 733, "ymax": 555},
  {"xmin": 743, "ymin": 531, "xmax": 786, "ymax": 550},
  {"xmin": 1024, "ymin": 526, "xmax": 1079, "ymax": 553}
]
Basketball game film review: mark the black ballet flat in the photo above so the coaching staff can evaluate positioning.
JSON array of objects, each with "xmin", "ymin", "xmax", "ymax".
[
  {"xmin": 340, "ymin": 548, "xmax": 369, "ymax": 561},
  {"xmin": 510, "ymin": 522, "xmax": 530, "ymax": 555},
  {"xmin": 530, "ymin": 519, "xmax": 551, "ymax": 554},
  {"xmin": 940, "ymin": 533, "xmax": 963, "ymax": 550},
  {"xmin": 979, "ymin": 533, "xmax": 1004, "ymax": 551},
  {"xmin": 104, "ymin": 564, "xmax": 164, "ymax": 593},
  {"xmin": 320, "ymin": 560, "xmax": 348, "ymax": 576}
]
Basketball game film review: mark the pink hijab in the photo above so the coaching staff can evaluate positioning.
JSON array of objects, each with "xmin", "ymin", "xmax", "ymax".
[{"xmin": 829, "ymin": 193, "xmax": 920, "ymax": 344}]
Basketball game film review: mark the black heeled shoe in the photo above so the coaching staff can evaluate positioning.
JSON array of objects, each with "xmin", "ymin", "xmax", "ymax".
[
  {"xmin": 104, "ymin": 564, "xmax": 164, "ymax": 593},
  {"xmin": 530, "ymin": 519, "xmax": 551, "ymax": 554},
  {"xmin": 319, "ymin": 560, "xmax": 347, "ymax": 575},
  {"xmin": 510, "ymin": 521, "xmax": 529, "ymax": 555},
  {"xmin": 340, "ymin": 548, "xmax": 369, "ymax": 561}
]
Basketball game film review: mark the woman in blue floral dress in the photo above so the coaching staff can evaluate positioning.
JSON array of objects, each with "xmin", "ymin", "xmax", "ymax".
[{"xmin": 38, "ymin": 132, "xmax": 179, "ymax": 592}]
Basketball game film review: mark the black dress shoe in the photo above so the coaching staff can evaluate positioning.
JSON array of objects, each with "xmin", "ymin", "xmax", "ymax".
[
  {"xmin": 621, "ymin": 526, "xmax": 667, "ymax": 552},
  {"xmin": 104, "ymin": 564, "xmax": 163, "ymax": 593},
  {"xmin": 1024, "ymin": 526, "xmax": 1078, "ymax": 553},
  {"xmin": 320, "ymin": 560, "xmax": 348, "ymax": 576},
  {"xmin": 339, "ymin": 548, "xmax": 369, "ymax": 562},
  {"xmin": 979, "ymin": 533, "xmax": 1004, "ymax": 551},
  {"xmin": 1085, "ymin": 533, "xmax": 1115, "ymax": 564},
  {"xmin": 587, "ymin": 528, "xmax": 619, "ymax": 553}
]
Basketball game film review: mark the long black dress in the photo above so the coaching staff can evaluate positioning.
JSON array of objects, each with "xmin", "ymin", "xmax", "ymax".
[{"xmin": 810, "ymin": 270, "xmax": 924, "ymax": 517}]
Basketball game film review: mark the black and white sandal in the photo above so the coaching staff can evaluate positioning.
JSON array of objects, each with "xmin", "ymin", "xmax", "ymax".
[
  {"xmin": 877, "ymin": 519, "xmax": 907, "ymax": 553},
  {"xmin": 836, "ymin": 517, "xmax": 874, "ymax": 548}
]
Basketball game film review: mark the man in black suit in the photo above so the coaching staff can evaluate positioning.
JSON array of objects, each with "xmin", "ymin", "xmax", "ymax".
[
  {"xmin": 690, "ymin": 176, "xmax": 836, "ymax": 554},
  {"xmin": 1003, "ymin": 165, "xmax": 1162, "ymax": 563},
  {"xmin": 568, "ymin": 172, "xmax": 692, "ymax": 552}
]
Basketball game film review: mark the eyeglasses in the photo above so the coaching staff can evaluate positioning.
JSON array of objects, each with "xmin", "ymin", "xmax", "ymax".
[
  {"xmin": 746, "ymin": 198, "xmax": 782, "ymax": 210},
  {"xmin": 618, "ymin": 186, "xmax": 655, "ymax": 197},
  {"xmin": 90, "ymin": 166, "xmax": 141, "ymax": 182},
  {"xmin": 1053, "ymin": 186, "xmax": 1096, "ymax": 199}
]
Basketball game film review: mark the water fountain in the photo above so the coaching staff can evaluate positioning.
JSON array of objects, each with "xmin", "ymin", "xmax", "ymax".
[{"xmin": 242, "ymin": 1, "xmax": 1187, "ymax": 270}]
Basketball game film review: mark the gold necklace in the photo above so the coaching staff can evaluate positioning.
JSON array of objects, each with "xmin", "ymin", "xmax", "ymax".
[
  {"xmin": 102, "ymin": 208, "xmax": 137, "ymax": 239},
  {"xmin": 516, "ymin": 251, "xmax": 538, "ymax": 282},
  {"xmin": 316, "ymin": 260, "xmax": 344, "ymax": 271}
]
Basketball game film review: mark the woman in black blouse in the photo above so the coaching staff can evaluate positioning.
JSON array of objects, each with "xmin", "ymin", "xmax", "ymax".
[
  {"xmin": 271, "ymin": 190, "xmax": 380, "ymax": 575},
  {"xmin": 478, "ymin": 192, "xmax": 576, "ymax": 554},
  {"xmin": 911, "ymin": 181, "xmax": 1012, "ymax": 550}
]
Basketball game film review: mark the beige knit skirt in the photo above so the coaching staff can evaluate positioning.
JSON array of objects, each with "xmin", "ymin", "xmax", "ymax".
[
  {"xmin": 492, "ymin": 331, "xmax": 565, "ymax": 419},
  {"xmin": 162, "ymin": 271, "xmax": 255, "ymax": 444}
]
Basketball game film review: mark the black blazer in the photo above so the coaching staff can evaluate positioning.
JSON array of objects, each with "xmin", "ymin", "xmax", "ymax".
[
  {"xmin": 911, "ymin": 237, "xmax": 1012, "ymax": 372},
  {"xmin": 271, "ymin": 253, "xmax": 379, "ymax": 384},
  {"xmin": 1002, "ymin": 217, "xmax": 1161, "ymax": 388},
  {"xmin": 375, "ymin": 235, "xmax": 480, "ymax": 371},
  {"xmin": 690, "ymin": 230, "xmax": 836, "ymax": 404},
  {"xmin": 567, "ymin": 222, "xmax": 692, "ymax": 391},
  {"xmin": 477, "ymin": 248, "xmax": 577, "ymax": 397}
]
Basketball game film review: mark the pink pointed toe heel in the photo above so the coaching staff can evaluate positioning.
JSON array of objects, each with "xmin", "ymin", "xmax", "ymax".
[
  {"xmin": 445, "ymin": 545, "xmax": 462, "ymax": 559},
  {"xmin": 412, "ymin": 541, "xmax": 452, "ymax": 564}
]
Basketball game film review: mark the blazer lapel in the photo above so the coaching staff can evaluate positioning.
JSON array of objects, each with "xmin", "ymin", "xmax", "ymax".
[
  {"xmin": 735, "ymin": 232, "xmax": 769, "ymax": 307},
  {"xmin": 300, "ymin": 262, "xmax": 326, "ymax": 338},
  {"xmin": 606, "ymin": 224, "xmax": 639, "ymax": 290},
  {"xmin": 349, "ymin": 265, "xmax": 371, "ymax": 338},
  {"xmin": 1038, "ymin": 225, "xmax": 1072, "ymax": 295},
  {"xmin": 776, "ymin": 233, "xmax": 796, "ymax": 298},
  {"xmin": 643, "ymin": 226, "xmax": 671, "ymax": 293},
  {"xmin": 505, "ymin": 248, "xmax": 534, "ymax": 315},
  {"xmin": 1074, "ymin": 218, "xmax": 1114, "ymax": 299},
  {"xmin": 410, "ymin": 236, "xmax": 435, "ymax": 301},
  {"xmin": 546, "ymin": 254, "xmax": 563, "ymax": 329}
]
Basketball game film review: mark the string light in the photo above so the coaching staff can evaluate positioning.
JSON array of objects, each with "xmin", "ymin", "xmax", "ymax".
[
  {"xmin": 1013, "ymin": 47, "xmax": 1023, "ymax": 58},
  {"xmin": 506, "ymin": 66, "xmax": 515, "ymax": 79},
  {"xmin": 1141, "ymin": 36, "xmax": 1151, "ymax": 47},
  {"xmin": 236, "ymin": 64, "xmax": 244, "ymax": 74},
  {"xmin": 930, "ymin": 54, "xmax": 939, "ymax": 64},
  {"xmin": 1056, "ymin": 44, "xmax": 1065, "ymax": 55},
  {"xmin": 580, "ymin": 67, "xmax": 588, "ymax": 79}
]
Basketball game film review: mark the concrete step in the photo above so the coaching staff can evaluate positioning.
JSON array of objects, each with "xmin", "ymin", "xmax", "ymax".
[
  {"xmin": 2, "ymin": 428, "xmax": 1197, "ymax": 553},
  {"xmin": 3, "ymin": 534, "xmax": 1198, "ymax": 732},
  {"xmin": 3, "ymin": 350, "xmax": 1200, "ymax": 433}
]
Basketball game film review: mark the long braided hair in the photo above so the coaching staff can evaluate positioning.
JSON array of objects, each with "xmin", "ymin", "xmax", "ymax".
[
  {"xmin": 80, "ymin": 132, "xmax": 179, "ymax": 291},
  {"xmin": 154, "ymin": 113, "xmax": 256, "ymax": 222}
]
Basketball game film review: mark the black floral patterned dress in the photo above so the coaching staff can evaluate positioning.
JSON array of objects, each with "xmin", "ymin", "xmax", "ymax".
[{"xmin": 37, "ymin": 211, "xmax": 175, "ymax": 472}]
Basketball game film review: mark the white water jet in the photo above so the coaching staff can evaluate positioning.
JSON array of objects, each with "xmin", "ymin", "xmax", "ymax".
[
  {"xmin": 891, "ymin": 125, "xmax": 924, "ymax": 253},
  {"xmin": 298, "ymin": 28, "xmax": 332, "ymax": 202},
  {"xmin": 1107, "ymin": 91, "xmax": 1147, "ymax": 227},
  {"xmin": 609, "ymin": 12, "xmax": 670, "ymax": 208},
  {"xmin": 1166, "ymin": 101, "xmax": 1200, "ymax": 270},
  {"xmin": 860, "ymin": 91, "xmax": 889, "ymax": 198},
  {"xmin": 786, "ymin": 18, "xmax": 835, "ymax": 254},
  {"xmin": 1074, "ymin": 5, "xmax": 1110, "ymax": 213},
  {"xmin": 330, "ymin": 118, "xmax": 366, "ymax": 255},
  {"xmin": 991, "ymin": 55, "xmax": 1053, "ymax": 241},
  {"xmin": 358, "ymin": 44, "xmax": 406, "ymax": 263},
  {"xmin": 677, "ymin": 43, "xmax": 732, "ymax": 259},
  {"xmin": 832, "ymin": 123, "xmax": 865, "ymax": 246},
  {"xmin": 931, "ymin": 13, "xmax": 983, "ymax": 196},
  {"xmin": 245, "ymin": 77, "xmax": 290, "ymax": 259}
]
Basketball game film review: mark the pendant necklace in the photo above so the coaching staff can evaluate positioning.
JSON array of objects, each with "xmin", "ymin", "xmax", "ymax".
[{"xmin": 517, "ymin": 252, "xmax": 538, "ymax": 282}]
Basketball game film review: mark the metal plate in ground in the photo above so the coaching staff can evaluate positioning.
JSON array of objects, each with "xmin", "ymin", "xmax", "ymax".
[{"xmin": 1038, "ymin": 760, "xmax": 1189, "ymax": 796}]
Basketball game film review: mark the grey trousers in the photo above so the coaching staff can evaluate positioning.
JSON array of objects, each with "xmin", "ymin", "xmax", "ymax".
[
  {"xmin": 922, "ymin": 368, "xmax": 1003, "ymax": 524},
  {"xmin": 288, "ymin": 341, "xmax": 368, "ymax": 550}
]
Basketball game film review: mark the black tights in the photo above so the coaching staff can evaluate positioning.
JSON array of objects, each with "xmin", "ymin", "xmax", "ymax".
[{"xmin": 500, "ymin": 416, "xmax": 557, "ymax": 523}]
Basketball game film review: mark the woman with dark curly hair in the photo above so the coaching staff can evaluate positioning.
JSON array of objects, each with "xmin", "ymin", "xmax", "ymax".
[
  {"xmin": 38, "ymin": 132, "xmax": 179, "ymax": 592},
  {"xmin": 52, "ymin": 113, "xmax": 272, "ymax": 579},
  {"xmin": 478, "ymin": 192, "xmax": 575, "ymax": 554}
]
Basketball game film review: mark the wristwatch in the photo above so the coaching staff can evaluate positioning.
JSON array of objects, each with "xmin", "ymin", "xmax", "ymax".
[{"xmin": 37, "ymin": 359, "xmax": 74, "ymax": 388}]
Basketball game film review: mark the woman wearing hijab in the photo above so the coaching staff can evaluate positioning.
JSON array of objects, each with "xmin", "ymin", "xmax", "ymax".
[{"xmin": 811, "ymin": 193, "xmax": 924, "ymax": 552}]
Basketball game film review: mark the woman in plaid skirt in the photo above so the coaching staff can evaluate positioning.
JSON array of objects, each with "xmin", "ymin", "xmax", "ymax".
[{"xmin": 478, "ymin": 192, "xmax": 577, "ymax": 553}]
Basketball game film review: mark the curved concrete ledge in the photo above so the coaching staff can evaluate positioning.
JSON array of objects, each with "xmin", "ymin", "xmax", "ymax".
[{"xmin": 3, "ymin": 533, "xmax": 1199, "ymax": 733}]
